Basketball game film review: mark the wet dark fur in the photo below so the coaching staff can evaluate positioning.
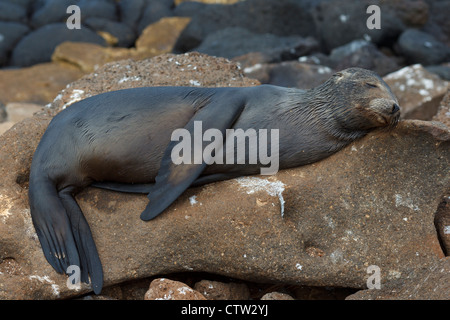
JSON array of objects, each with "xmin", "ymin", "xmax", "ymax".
[{"xmin": 28, "ymin": 68, "xmax": 400, "ymax": 294}]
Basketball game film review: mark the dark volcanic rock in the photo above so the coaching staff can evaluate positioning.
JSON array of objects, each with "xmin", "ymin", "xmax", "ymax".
[
  {"xmin": 312, "ymin": 0, "xmax": 428, "ymax": 52},
  {"xmin": 173, "ymin": 1, "xmax": 207, "ymax": 17},
  {"xmin": 397, "ymin": 29, "xmax": 450, "ymax": 66},
  {"xmin": 426, "ymin": 65, "xmax": 450, "ymax": 82},
  {"xmin": 118, "ymin": 0, "xmax": 145, "ymax": 29},
  {"xmin": 30, "ymin": 0, "xmax": 76, "ymax": 29},
  {"xmin": 10, "ymin": 23, "xmax": 106, "ymax": 67},
  {"xmin": 266, "ymin": 62, "xmax": 333, "ymax": 88},
  {"xmin": 173, "ymin": 0, "xmax": 316, "ymax": 52},
  {"xmin": 241, "ymin": 61, "xmax": 334, "ymax": 89},
  {"xmin": 194, "ymin": 27, "xmax": 318, "ymax": 60},
  {"xmin": 0, "ymin": 1, "xmax": 27, "ymax": 23},
  {"xmin": 329, "ymin": 40, "xmax": 400, "ymax": 76},
  {"xmin": 0, "ymin": 22, "xmax": 30, "ymax": 66},
  {"xmin": 137, "ymin": 0, "xmax": 174, "ymax": 33},
  {"xmin": 78, "ymin": 0, "xmax": 118, "ymax": 22},
  {"xmin": 423, "ymin": 0, "xmax": 450, "ymax": 46},
  {"xmin": 84, "ymin": 18, "xmax": 136, "ymax": 47},
  {"xmin": 3, "ymin": 0, "xmax": 33, "ymax": 9}
]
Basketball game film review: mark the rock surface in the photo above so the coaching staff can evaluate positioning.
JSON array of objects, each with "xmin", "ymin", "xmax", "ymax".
[
  {"xmin": 0, "ymin": 2, "xmax": 27, "ymax": 23},
  {"xmin": 241, "ymin": 61, "xmax": 334, "ymax": 89},
  {"xmin": 193, "ymin": 280, "xmax": 250, "ymax": 300},
  {"xmin": 83, "ymin": 18, "xmax": 136, "ymax": 48},
  {"xmin": 346, "ymin": 257, "xmax": 450, "ymax": 300},
  {"xmin": 423, "ymin": 1, "xmax": 450, "ymax": 46},
  {"xmin": 193, "ymin": 27, "xmax": 318, "ymax": 60},
  {"xmin": 49, "ymin": 52, "xmax": 258, "ymax": 112},
  {"xmin": 51, "ymin": 42, "xmax": 129, "ymax": 73},
  {"xmin": 328, "ymin": 40, "xmax": 400, "ymax": 76},
  {"xmin": 435, "ymin": 195, "xmax": 450, "ymax": 257},
  {"xmin": 175, "ymin": 0, "xmax": 242, "ymax": 4},
  {"xmin": 173, "ymin": 0, "xmax": 316, "ymax": 52},
  {"xmin": 10, "ymin": 23, "xmax": 106, "ymax": 67},
  {"xmin": 433, "ymin": 91, "xmax": 450, "ymax": 259},
  {"xmin": 433, "ymin": 84, "xmax": 450, "ymax": 129},
  {"xmin": 0, "ymin": 16, "xmax": 192, "ymax": 105},
  {"xmin": 0, "ymin": 54, "xmax": 448, "ymax": 300},
  {"xmin": 135, "ymin": 17, "xmax": 191, "ymax": 57},
  {"xmin": 137, "ymin": 0, "xmax": 175, "ymax": 34},
  {"xmin": 261, "ymin": 292, "xmax": 295, "ymax": 300},
  {"xmin": 144, "ymin": 278, "xmax": 207, "ymax": 300},
  {"xmin": 30, "ymin": 0, "xmax": 76, "ymax": 29},
  {"xmin": 312, "ymin": 0, "xmax": 423, "ymax": 52},
  {"xmin": 5, "ymin": 103, "xmax": 43, "ymax": 123},
  {"xmin": 0, "ymin": 22, "xmax": 30, "ymax": 66},
  {"xmin": 0, "ymin": 122, "xmax": 15, "ymax": 136},
  {"xmin": 383, "ymin": 64, "xmax": 449, "ymax": 120},
  {"xmin": 397, "ymin": 28, "xmax": 450, "ymax": 66},
  {"xmin": 0, "ymin": 62, "xmax": 84, "ymax": 105}
]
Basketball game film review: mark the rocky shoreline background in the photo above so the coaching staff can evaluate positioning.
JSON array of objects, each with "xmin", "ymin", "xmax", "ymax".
[{"xmin": 0, "ymin": 0, "xmax": 449, "ymax": 300}]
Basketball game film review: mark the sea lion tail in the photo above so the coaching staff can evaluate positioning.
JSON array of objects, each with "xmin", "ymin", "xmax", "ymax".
[{"xmin": 29, "ymin": 176, "xmax": 103, "ymax": 294}]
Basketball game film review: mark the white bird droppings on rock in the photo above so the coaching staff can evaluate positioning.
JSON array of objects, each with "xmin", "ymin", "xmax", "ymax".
[
  {"xmin": 189, "ymin": 79, "xmax": 201, "ymax": 86},
  {"xmin": 236, "ymin": 177, "xmax": 286, "ymax": 217},
  {"xmin": 62, "ymin": 89, "xmax": 85, "ymax": 109},
  {"xmin": 189, "ymin": 195, "xmax": 198, "ymax": 205}
]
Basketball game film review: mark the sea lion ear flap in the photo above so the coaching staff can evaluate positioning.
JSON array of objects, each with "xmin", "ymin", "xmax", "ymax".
[
  {"xmin": 333, "ymin": 71, "xmax": 347, "ymax": 83},
  {"xmin": 140, "ymin": 93, "xmax": 246, "ymax": 221}
]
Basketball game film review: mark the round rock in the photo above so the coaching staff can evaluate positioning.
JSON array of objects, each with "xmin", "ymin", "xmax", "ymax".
[
  {"xmin": 10, "ymin": 23, "xmax": 106, "ymax": 67},
  {"xmin": 397, "ymin": 28, "xmax": 450, "ymax": 66}
]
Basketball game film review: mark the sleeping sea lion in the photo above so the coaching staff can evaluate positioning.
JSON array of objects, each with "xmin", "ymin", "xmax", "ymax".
[{"xmin": 28, "ymin": 68, "xmax": 400, "ymax": 293}]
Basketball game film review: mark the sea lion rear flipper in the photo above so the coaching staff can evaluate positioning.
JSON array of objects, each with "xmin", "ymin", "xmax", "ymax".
[
  {"xmin": 29, "ymin": 179, "xmax": 104, "ymax": 293},
  {"xmin": 29, "ymin": 181, "xmax": 80, "ymax": 275},
  {"xmin": 59, "ymin": 190, "xmax": 103, "ymax": 294},
  {"xmin": 140, "ymin": 94, "xmax": 246, "ymax": 221}
]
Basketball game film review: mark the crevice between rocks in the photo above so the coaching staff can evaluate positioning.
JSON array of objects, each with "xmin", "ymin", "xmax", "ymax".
[
  {"xmin": 434, "ymin": 193, "xmax": 450, "ymax": 257},
  {"xmin": 75, "ymin": 271, "xmax": 360, "ymax": 300}
]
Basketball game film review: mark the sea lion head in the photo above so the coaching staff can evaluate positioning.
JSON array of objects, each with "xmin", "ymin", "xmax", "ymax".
[{"xmin": 326, "ymin": 68, "xmax": 400, "ymax": 131}]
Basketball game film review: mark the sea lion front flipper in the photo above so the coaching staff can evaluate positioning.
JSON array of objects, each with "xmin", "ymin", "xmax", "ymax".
[{"xmin": 140, "ymin": 95, "xmax": 246, "ymax": 221}]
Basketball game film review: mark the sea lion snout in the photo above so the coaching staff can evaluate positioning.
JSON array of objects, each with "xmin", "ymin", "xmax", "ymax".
[
  {"xmin": 367, "ymin": 97, "xmax": 400, "ymax": 128},
  {"xmin": 391, "ymin": 103, "xmax": 400, "ymax": 114}
]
